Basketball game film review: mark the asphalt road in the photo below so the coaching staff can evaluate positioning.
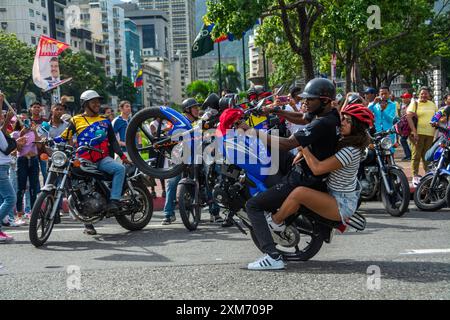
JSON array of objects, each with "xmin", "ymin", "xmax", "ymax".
[{"xmin": 1, "ymin": 201, "xmax": 450, "ymax": 300}]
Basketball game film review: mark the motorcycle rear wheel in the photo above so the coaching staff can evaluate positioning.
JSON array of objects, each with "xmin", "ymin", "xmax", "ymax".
[
  {"xmin": 249, "ymin": 216, "xmax": 324, "ymax": 262},
  {"xmin": 29, "ymin": 191, "xmax": 56, "ymax": 248},
  {"xmin": 116, "ymin": 181, "xmax": 153, "ymax": 231}
]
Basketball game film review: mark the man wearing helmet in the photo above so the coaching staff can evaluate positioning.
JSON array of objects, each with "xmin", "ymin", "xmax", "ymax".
[
  {"xmin": 56, "ymin": 90, "xmax": 131, "ymax": 235},
  {"xmin": 245, "ymin": 78, "xmax": 342, "ymax": 270}
]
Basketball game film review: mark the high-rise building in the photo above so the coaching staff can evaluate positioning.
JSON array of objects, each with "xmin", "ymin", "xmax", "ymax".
[
  {"xmin": 68, "ymin": 0, "xmax": 126, "ymax": 78},
  {"xmin": 48, "ymin": 0, "xmax": 67, "ymax": 42},
  {"xmin": 136, "ymin": 0, "xmax": 196, "ymax": 98},
  {"xmin": 0, "ymin": 0, "xmax": 52, "ymax": 46}
]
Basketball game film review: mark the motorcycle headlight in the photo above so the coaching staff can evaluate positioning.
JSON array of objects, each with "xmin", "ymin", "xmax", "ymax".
[
  {"xmin": 51, "ymin": 151, "xmax": 67, "ymax": 167},
  {"xmin": 380, "ymin": 137, "xmax": 393, "ymax": 150}
]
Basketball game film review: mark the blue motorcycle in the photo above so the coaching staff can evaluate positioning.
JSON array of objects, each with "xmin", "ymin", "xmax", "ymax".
[
  {"xmin": 125, "ymin": 99, "xmax": 366, "ymax": 261},
  {"xmin": 414, "ymin": 125, "xmax": 450, "ymax": 211}
]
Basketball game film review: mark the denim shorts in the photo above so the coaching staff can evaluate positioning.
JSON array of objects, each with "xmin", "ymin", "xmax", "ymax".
[{"xmin": 328, "ymin": 182, "xmax": 361, "ymax": 223}]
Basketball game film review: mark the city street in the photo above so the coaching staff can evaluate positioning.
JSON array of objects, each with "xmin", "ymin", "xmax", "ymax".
[{"xmin": 1, "ymin": 201, "xmax": 450, "ymax": 300}]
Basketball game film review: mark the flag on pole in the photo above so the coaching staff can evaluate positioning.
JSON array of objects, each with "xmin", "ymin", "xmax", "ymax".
[
  {"xmin": 134, "ymin": 68, "xmax": 143, "ymax": 88},
  {"xmin": 192, "ymin": 23, "xmax": 215, "ymax": 58},
  {"xmin": 32, "ymin": 35, "xmax": 70, "ymax": 91}
]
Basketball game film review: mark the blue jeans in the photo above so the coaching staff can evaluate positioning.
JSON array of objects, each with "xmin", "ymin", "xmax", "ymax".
[
  {"xmin": 16, "ymin": 156, "xmax": 40, "ymax": 212},
  {"xmin": 39, "ymin": 159, "xmax": 47, "ymax": 183},
  {"xmin": 0, "ymin": 165, "xmax": 17, "ymax": 231},
  {"xmin": 163, "ymin": 175, "xmax": 181, "ymax": 218},
  {"xmin": 97, "ymin": 157, "xmax": 125, "ymax": 200},
  {"xmin": 400, "ymin": 136, "xmax": 411, "ymax": 159}
]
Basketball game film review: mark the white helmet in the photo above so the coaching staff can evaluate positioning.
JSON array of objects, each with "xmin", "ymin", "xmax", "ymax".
[{"xmin": 80, "ymin": 90, "xmax": 103, "ymax": 107}]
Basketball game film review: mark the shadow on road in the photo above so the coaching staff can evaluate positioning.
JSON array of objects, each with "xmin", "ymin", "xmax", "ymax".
[{"xmin": 285, "ymin": 259, "xmax": 450, "ymax": 283}]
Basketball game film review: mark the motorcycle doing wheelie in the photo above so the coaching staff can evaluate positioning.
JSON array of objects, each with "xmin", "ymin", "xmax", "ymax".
[
  {"xmin": 414, "ymin": 124, "xmax": 450, "ymax": 211},
  {"xmin": 29, "ymin": 124, "xmax": 154, "ymax": 247},
  {"xmin": 125, "ymin": 99, "xmax": 366, "ymax": 261},
  {"xmin": 358, "ymin": 122, "xmax": 410, "ymax": 216}
]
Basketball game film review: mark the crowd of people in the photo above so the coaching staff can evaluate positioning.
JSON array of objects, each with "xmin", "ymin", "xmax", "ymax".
[{"xmin": 1, "ymin": 80, "xmax": 450, "ymax": 272}]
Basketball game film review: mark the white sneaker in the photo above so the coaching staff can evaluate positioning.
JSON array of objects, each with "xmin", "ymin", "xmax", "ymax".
[
  {"xmin": 247, "ymin": 254, "xmax": 285, "ymax": 270},
  {"xmin": 264, "ymin": 212, "xmax": 286, "ymax": 233}
]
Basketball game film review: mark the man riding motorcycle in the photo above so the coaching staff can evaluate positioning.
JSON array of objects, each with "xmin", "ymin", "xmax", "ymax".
[
  {"xmin": 55, "ymin": 90, "xmax": 131, "ymax": 235},
  {"xmin": 245, "ymin": 78, "xmax": 341, "ymax": 270}
]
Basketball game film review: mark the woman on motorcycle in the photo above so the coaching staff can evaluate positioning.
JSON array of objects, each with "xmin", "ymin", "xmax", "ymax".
[{"xmin": 266, "ymin": 104, "xmax": 373, "ymax": 230}]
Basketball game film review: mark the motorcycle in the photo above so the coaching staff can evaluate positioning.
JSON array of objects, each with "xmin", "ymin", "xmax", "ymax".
[
  {"xmin": 358, "ymin": 122, "xmax": 410, "ymax": 216},
  {"xmin": 125, "ymin": 98, "xmax": 366, "ymax": 261},
  {"xmin": 29, "ymin": 124, "xmax": 154, "ymax": 247},
  {"xmin": 414, "ymin": 125, "xmax": 450, "ymax": 211}
]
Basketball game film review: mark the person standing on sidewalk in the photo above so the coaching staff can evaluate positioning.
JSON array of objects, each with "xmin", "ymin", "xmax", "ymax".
[
  {"xmin": 0, "ymin": 110, "xmax": 17, "ymax": 243},
  {"xmin": 396, "ymin": 92, "xmax": 413, "ymax": 161},
  {"xmin": 407, "ymin": 87, "xmax": 438, "ymax": 186}
]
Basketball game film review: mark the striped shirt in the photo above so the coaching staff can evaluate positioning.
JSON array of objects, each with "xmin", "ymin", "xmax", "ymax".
[{"xmin": 327, "ymin": 147, "xmax": 361, "ymax": 192}]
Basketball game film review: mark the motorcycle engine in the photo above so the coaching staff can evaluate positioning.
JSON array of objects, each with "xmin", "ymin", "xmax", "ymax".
[
  {"xmin": 212, "ymin": 179, "xmax": 245, "ymax": 212},
  {"xmin": 71, "ymin": 179, "xmax": 107, "ymax": 217},
  {"xmin": 360, "ymin": 166, "xmax": 379, "ymax": 199}
]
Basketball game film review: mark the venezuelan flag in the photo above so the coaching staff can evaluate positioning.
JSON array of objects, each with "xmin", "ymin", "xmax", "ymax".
[{"xmin": 134, "ymin": 68, "xmax": 143, "ymax": 88}]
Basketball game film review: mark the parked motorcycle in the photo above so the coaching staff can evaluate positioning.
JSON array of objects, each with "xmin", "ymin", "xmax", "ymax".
[
  {"xmin": 358, "ymin": 122, "xmax": 410, "ymax": 216},
  {"xmin": 29, "ymin": 124, "xmax": 154, "ymax": 247},
  {"xmin": 414, "ymin": 125, "xmax": 450, "ymax": 211}
]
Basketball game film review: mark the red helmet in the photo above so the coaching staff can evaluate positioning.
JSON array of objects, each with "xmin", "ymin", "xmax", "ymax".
[
  {"xmin": 217, "ymin": 108, "xmax": 244, "ymax": 136},
  {"xmin": 341, "ymin": 103, "xmax": 374, "ymax": 127}
]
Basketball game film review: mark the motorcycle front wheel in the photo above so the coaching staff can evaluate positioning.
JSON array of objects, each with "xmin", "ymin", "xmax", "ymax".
[
  {"xmin": 125, "ymin": 107, "xmax": 185, "ymax": 179},
  {"xmin": 381, "ymin": 167, "xmax": 410, "ymax": 217},
  {"xmin": 414, "ymin": 175, "xmax": 449, "ymax": 211},
  {"xmin": 177, "ymin": 184, "xmax": 201, "ymax": 231},
  {"xmin": 29, "ymin": 191, "xmax": 56, "ymax": 247}
]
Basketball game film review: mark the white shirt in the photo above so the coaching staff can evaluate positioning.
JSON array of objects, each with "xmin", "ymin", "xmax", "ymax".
[{"xmin": 0, "ymin": 131, "xmax": 12, "ymax": 165}]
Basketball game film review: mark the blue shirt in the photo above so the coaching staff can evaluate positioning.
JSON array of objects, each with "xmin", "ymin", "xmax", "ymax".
[
  {"xmin": 369, "ymin": 100, "xmax": 397, "ymax": 149},
  {"xmin": 112, "ymin": 116, "xmax": 129, "ymax": 152}
]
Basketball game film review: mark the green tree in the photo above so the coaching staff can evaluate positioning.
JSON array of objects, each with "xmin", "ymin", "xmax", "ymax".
[
  {"xmin": 211, "ymin": 63, "xmax": 242, "ymax": 92},
  {"xmin": 0, "ymin": 32, "xmax": 35, "ymax": 108},
  {"xmin": 59, "ymin": 50, "xmax": 109, "ymax": 106},
  {"xmin": 185, "ymin": 80, "xmax": 217, "ymax": 102},
  {"xmin": 206, "ymin": 0, "xmax": 324, "ymax": 82},
  {"xmin": 107, "ymin": 74, "xmax": 138, "ymax": 104}
]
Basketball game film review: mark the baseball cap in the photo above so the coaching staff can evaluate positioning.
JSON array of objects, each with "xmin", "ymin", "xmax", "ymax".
[{"xmin": 400, "ymin": 93, "xmax": 413, "ymax": 99}]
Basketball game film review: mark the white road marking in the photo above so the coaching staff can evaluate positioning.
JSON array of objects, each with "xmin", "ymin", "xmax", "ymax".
[{"xmin": 401, "ymin": 249, "xmax": 450, "ymax": 255}]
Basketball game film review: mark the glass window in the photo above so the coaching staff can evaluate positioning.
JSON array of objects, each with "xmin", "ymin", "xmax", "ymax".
[
  {"xmin": 30, "ymin": 22, "xmax": 35, "ymax": 31},
  {"xmin": 29, "ymin": 9, "xmax": 34, "ymax": 17},
  {"xmin": 142, "ymin": 24, "xmax": 155, "ymax": 49},
  {"xmin": 41, "ymin": 0, "xmax": 46, "ymax": 8},
  {"xmin": 31, "ymin": 36, "xmax": 36, "ymax": 45},
  {"xmin": 42, "ymin": 14, "xmax": 47, "ymax": 21}
]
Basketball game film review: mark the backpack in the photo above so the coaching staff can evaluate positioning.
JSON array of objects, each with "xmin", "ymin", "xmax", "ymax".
[{"xmin": 0, "ymin": 131, "xmax": 17, "ymax": 156}]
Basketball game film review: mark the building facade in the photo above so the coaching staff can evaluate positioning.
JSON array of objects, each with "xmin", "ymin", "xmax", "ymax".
[
  {"xmin": 136, "ymin": 0, "xmax": 196, "ymax": 98},
  {"xmin": 0, "ymin": 0, "xmax": 51, "ymax": 46},
  {"xmin": 196, "ymin": 55, "xmax": 238, "ymax": 83}
]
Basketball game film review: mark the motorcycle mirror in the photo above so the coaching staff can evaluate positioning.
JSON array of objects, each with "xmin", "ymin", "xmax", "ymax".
[{"xmin": 256, "ymin": 98, "xmax": 266, "ymax": 109}]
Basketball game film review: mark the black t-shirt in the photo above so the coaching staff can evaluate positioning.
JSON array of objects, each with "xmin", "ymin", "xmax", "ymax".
[{"xmin": 293, "ymin": 108, "xmax": 340, "ymax": 177}]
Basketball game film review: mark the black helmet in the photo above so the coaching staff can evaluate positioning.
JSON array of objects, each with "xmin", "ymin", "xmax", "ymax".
[
  {"xmin": 202, "ymin": 93, "xmax": 220, "ymax": 110},
  {"xmin": 300, "ymin": 78, "xmax": 336, "ymax": 100},
  {"xmin": 218, "ymin": 97, "xmax": 233, "ymax": 112},
  {"xmin": 182, "ymin": 98, "xmax": 200, "ymax": 112},
  {"xmin": 348, "ymin": 93, "xmax": 363, "ymax": 105}
]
